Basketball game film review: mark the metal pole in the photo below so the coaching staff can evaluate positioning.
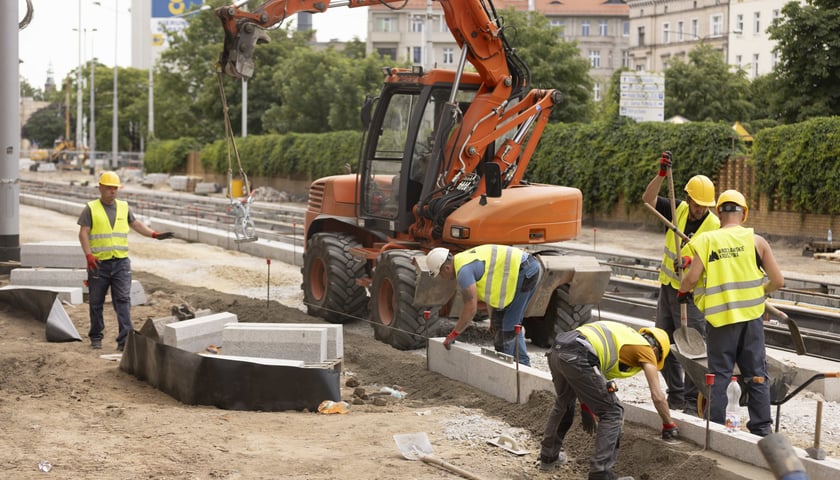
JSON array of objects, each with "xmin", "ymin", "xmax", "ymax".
[
  {"xmin": 112, "ymin": 0, "xmax": 119, "ymax": 170},
  {"xmin": 76, "ymin": 0, "xmax": 83, "ymax": 149},
  {"xmin": 0, "ymin": 0, "xmax": 20, "ymax": 264},
  {"xmin": 242, "ymin": 79, "xmax": 247, "ymax": 137},
  {"xmin": 89, "ymin": 30, "xmax": 97, "ymax": 163},
  {"xmin": 148, "ymin": 57, "xmax": 154, "ymax": 138}
]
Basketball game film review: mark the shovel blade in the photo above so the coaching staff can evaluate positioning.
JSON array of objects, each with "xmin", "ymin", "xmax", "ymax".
[
  {"xmin": 675, "ymin": 326, "xmax": 707, "ymax": 359},
  {"xmin": 394, "ymin": 432, "xmax": 434, "ymax": 460},
  {"xmin": 786, "ymin": 317, "xmax": 807, "ymax": 356}
]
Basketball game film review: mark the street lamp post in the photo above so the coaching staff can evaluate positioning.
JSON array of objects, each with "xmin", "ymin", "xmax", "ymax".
[
  {"xmin": 89, "ymin": 28, "xmax": 97, "ymax": 161},
  {"xmin": 112, "ymin": 1, "xmax": 118, "ymax": 169},
  {"xmin": 76, "ymin": 0, "xmax": 82, "ymax": 150}
]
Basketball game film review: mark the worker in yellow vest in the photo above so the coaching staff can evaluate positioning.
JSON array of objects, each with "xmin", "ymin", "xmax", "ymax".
[
  {"xmin": 539, "ymin": 321, "xmax": 675, "ymax": 479},
  {"xmin": 643, "ymin": 151, "xmax": 719, "ymax": 413},
  {"xmin": 77, "ymin": 171, "xmax": 174, "ymax": 352},
  {"xmin": 426, "ymin": 244, "xmax": 541, "ymax": 366},
  {"xmin": 678, "ymin": 190, "xmax": 784, "ymax": 436}
]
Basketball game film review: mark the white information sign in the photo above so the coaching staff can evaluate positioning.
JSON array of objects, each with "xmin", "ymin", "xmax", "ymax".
[{"xmin": 619, "ymin": 72, "xmax": 666, "ymax": 122}]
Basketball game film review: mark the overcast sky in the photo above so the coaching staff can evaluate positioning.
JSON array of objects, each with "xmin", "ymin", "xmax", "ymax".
[{"xmin": 18, "ymin": 0, "xmax": 367, "ymax": 91}]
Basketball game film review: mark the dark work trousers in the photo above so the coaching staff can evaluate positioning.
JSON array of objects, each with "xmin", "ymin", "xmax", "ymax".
[
  {"xmin": 707, "ymin": 317, "xmax": 772, "ymax": 436},
  {"xmin": 540, "ymin": 330, "xmax": 624, "ymax": 480},
  {"xmin": 491, "ymin": 254, "xmax": 541, "ymax": 366},
  {"xmin": 87, "ymin": 257, "xmax": 133, "ymax": 347},
  {"xmin": 656, "ymin": 283, "xmax": 707, "ymax": 408}
]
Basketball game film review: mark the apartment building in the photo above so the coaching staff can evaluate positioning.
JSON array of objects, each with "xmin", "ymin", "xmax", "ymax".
[
  {"xmin": 729, "ymin": 0, "xmax": 791, "ymax": 79},
  {"xmin": 366, "ymin": 0, "xmax": 629, "ymax": 101}
]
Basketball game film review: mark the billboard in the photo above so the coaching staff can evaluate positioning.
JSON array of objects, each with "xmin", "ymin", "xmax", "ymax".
[
  {"xmin": 619, "ymin": 72, "xmax": 665, "ymax": 123},
  {"xmin": 151, "ymin": 0, "xmax": 205, "ymax": 48}
]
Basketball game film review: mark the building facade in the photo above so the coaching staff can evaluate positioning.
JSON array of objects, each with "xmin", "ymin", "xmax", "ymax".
[
  {"xmin": 366, "ymin": 0, "xmax": 630, "ymax": 101},
  {"xmin": 728, "ymin": 0, "xmax": 792, "ymax": 79}
]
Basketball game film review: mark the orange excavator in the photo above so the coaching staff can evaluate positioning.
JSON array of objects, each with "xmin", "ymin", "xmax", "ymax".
[{"xmin": 216, "ymin": 0, "xmax": 610, "ymax": 350}]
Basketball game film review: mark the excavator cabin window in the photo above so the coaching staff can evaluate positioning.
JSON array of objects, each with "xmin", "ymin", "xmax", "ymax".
[{"xmin": 361, "ymin": 85, "xmax": 476, "ymax": 229}]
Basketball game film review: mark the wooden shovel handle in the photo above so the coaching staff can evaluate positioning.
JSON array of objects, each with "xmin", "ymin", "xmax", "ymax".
[{"xmin": 418, "ymin": 454, "xmax": 487, "ymax": 480}]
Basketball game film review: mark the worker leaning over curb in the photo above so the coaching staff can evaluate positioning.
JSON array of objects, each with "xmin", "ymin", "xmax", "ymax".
[
  {"xmin": 426, "ymin": 244, "xmax": 541, "ymax": 366},
  {"xmin": 539, "ymin": 321, "xmax": 676, "ymax": 480},
  {"xmin": 642, "ymin": 151, "xmax": 719, "ymax": 413},
  {"xmin": 78, "ymin": 171, "xmax": 175, "ymax": 352},
  {"xmin": 678, "ymin": 190, "xmax": 784, "ymax": 436}
]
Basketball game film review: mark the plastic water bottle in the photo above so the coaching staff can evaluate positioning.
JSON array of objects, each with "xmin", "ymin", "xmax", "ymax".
[{"xmin": 725, "ymin": 376, "xmax": 741, "ymax": 433}]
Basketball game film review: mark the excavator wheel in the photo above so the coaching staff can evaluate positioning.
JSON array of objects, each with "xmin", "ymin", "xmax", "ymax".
[
  {"xmin": 370, "ymin": 249, "xmax": 440, "ymax": 350},
  {"xmin": 523, "ymin": 285, "xmax": 592, "ymax": 348},
  {"xmin": 301, "ymin": 233, "xmax": 368, "ymax": 324}
]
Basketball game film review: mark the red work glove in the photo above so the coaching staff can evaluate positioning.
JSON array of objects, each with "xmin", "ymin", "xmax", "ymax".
[
  {"xmin": 85, "ymin": 253, "xmax": 98, "ymax": 272},
  {"xmin": 677, "ymin": 290, "xmax": 693, "ymax": 304},
  {"xmin": 152, "ymin": 231, "xmax": 174, "ymax": 240},
  {"xmin": 673, "ymin": 255, "xmax": 692, "ymax": 273},
  {"xmin": 443, "ymin": 330, "xmax": 458, "ymax": 350},
  {"xmin": 580, "ymin": 403, "xmax": 598, "ymax": 434},
  {"xmin": 661, "ymin": 422, "xmax": 679, "ymax": 441},
  {"xmin": 658, "ymin": 151, "xmax": 673, "ymax": 177}
]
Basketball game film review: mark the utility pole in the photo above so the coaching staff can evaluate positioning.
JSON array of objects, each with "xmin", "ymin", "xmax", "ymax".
[{"xmin": 0, "ymin": 0, "xmax": 20, "ymax": 266}]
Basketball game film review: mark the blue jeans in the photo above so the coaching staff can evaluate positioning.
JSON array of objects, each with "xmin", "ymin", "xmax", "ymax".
[
  {"xmin": 492, "ymin": 255, "xmax": 541, "ymax": 366},
  {"xmin": 87, "ymin": 257, "xmax": 133, "ymax": 346}
]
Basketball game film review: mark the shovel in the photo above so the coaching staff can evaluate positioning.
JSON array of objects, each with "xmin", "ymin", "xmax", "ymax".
[
  {"xmin": 664, "ymin": 166, "xmax": 707, "ymax": 359},
  {"xmin": 393, "ymin": 432, "xmax": 487, "ymax": 480},
  {"xmin": 765, "ymin": 302, "xmax": 807, "ymax": 355}
]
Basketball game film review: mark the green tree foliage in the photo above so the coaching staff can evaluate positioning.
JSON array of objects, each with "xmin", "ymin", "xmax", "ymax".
[
  {"xmin": 768, "ymin": 1, "xmax": 840, "ymax": 122},
  {"xmin": 20, "ymin": 78, "xmax": 46, "ymax": 101},
  {"xmin": 752, "ymin": 117, "xmax": 840, "ymax": 215},
  {"xmin": 85, "ymin": 65, "xmax": 150, "ymax": 152},
  {"xmin": 529, "ymin": 120, "xmax": 741, "ymax": 214},
  {"xmin": 664, "ymin": 44, "xmax": 753, "ymax": 122},
  {"xmin": 498, "ymin": 9, "xmax": 594, "ymax": 122},
  {"xmin": 22, "ymin": 103, "xmax": 65, "ymax": 148}
]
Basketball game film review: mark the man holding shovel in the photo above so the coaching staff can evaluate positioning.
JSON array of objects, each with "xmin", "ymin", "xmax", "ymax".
[
  {"xmin": 643, "ymin": 151, "xmax": 719, "ymax": 413},
  {"xmin": 678, "ymin": 190, "xmax": 785, "ymax": 437}
]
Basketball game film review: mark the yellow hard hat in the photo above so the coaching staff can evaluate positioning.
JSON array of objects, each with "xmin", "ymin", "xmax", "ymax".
[
  {"xmin": 426, "ymin": 247, "xmax": 450, "ymax": 277},
  {"xmin": 639, "ymin": 327, "xmax": 671, "ymax": 370},
  {"xmin": 716, "ymin": 189, "xmax": 749, "ymax": 222},
  {"xmin": 684, "ymin": 175, "xmax": 716, "ymax": 207},
  {"xmin": 99, "ymin": 171, "xmax": 121, "ymax": 187}
]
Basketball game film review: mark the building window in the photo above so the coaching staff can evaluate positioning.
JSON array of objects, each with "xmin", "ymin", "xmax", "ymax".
[
  {"xmin": 772, "ymin": 9, "xmax": 781, "ymax": 21},
  {"xmin": 753, "ymin": 53, "xmax": 759, "ymax": 77},
  {"xmin": 593, "ymin": 83, "xmax": 601, "ymax": 101},
  {"xmin": 663, "ymin": 23, "xmax": 670, "ymax": 43},
  {"xmin": 412, "ymin": 46, "xmax": 423, "ymax": 64},
  {"xmin": 622, "ymin": 50, "xmax": 630, "ymax": 68},
  {"xmin": 589, "ymin": 50, "xmax": 601, "ymax": 68},
  {"xmin": 582, "ymin": 20, "xmax": 590, "ymax": 37},
  {"xmin": 771, "ymin": 51, "xmax": 779, "ymax": 70},
  {"xmin": 711, "ymin": 14, "xmax": 723, "ymax": 36},
  {"xmin": 411, "ymin": 16, "xmax": 424, "ymax": 33},
  {"xmin": 442, "ymin": 47, "xmax": 454, "ymax": 65},
  {"xmin": 635, "ymin": 63, "xmax": 644, "ymax": 72},
  {"xmin": 623, "ymin": 21, "xmax": 629, "ymax": 37},
  {"xmin": 638, "ymin": 26, "xmax": 645, "ymax": 46},
  {"xmin": 677, "ymin": 21, "xmax": 684, "ymax": 41},
  {"xmin": 599, "ymin": 20, "xmax": 608, "ymax": 36},
  {"xmin": 691, "ymin": 19, "xmax": 699, "ymax": 38},
  {"xmin": 736, "ymin": 14, "xmax": 744, "ymax": 34},
  {"xmin": 551, "ymin": 18, "xmax": 565, "ymax": 38},
  {"xmin": 377, "ymin": 47, "xmax": 397, "ymax": 60},
  {"xmin": 754, "ymin": 12, "xmax": 761, "ymax": 34},
  {"xmin": 376, "ymin": 17, "xmax": 395, "ymax": 33},
  {"xmin": 735, "ymin": 54, "xmax": 742, "ymax": 66}
]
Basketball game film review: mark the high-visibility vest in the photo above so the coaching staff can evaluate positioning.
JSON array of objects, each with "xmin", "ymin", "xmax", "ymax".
[
  {"xmin": 453, "ymin": 245, "xmax": 521, "ymax": 309},
  {"xmin": 689, "ymin": 227, "xmax": 765, "ymax": 327},
  {"xmin": 577, "ymin": 321, "xmax": 647, "ymax": 379},
  {"xmin": 88, "ymin": 199, "xmax": 130, "ymax": 260},
  {"xmin": 659, "ymin": 202, "xmax": 719, "ymax": 288}
]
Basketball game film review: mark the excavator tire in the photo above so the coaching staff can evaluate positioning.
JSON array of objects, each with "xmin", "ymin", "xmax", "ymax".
[
  {"xmin": 301, "ymin": 233, "xmax": 368, "ymax": 324},
  {"xmin": 370, "ymin": 249, "xmax": 440, "ymax": 350},
  {"xmin": 523, "ymin": 285, "xmax": 592, "ymax": 348}
]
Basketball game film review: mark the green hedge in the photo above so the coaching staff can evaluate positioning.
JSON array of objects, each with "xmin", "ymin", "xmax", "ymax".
[
  {"xmin": 529, "ymin": 119, "xmax": 742, "ymax": 214},
  {"xmin": 753, "ymin": 117, "xmax": 840, "ymax": 215},
  {"xmin": 144, "ymin": 137, "xmax": 202, "ymax": 173}
]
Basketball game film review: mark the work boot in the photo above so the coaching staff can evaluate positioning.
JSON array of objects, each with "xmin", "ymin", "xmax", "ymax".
[
  {"xmin": 90, "ymin": 339, "xmax": 102, "ymax": 350},
  {"xmin": 116, "ymin": 343, "xmax": 125, "ymax": 352},
  {"xmin": 667, "ymin": 396, "xmax": 685, "ymax": 410},
  {"xmin": 538, "ymin": 452, "xmax": 567, "ymax": 471}
]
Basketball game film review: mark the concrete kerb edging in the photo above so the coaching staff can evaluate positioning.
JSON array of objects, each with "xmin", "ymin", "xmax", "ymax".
[{"xmin": 427, "ymin": 338, "xmax": 840, "ymax": 480}]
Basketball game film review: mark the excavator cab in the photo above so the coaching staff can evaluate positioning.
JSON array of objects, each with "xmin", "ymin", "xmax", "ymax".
[{"xmin": 357, "ymin": 68, "xmax": 480, "ymax": 235}]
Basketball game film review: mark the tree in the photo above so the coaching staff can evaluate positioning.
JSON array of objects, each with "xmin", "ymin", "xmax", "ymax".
[
  {"xmin": 22, "ymin": 103, "xmax": 64, "ymax": 148},
  {"xmin": 498, "ymin": 9, "xmax": 594, "ymax": 123},
  {"xmin": 768, "ymin": 0, "xmax": 840, "ymax": 122},
  {"xmin": 664, "ymin": 44, "xmax": 754, "ymax": 122}
]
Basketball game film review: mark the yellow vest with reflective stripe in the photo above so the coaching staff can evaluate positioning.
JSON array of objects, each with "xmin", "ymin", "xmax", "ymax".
[
  {"xmin": 659, "ymin": 203, "xmax": 719, "ymax": 288},
  {"xmin": 577, "ymin": 321, "xmax": 647, "ymax": 379},
  {"xmin": 453, "ymin": 245, "xmax": 521, "ymax": 309},
  {"xmin": 688, "ymin": 227, "xmax": 765, "ymax": 327},
  {"xmin": 88, "ymin": 199, "xmax": 130, "ymax": 260}
]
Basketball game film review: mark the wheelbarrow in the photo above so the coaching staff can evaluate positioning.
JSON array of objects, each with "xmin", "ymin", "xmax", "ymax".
[{"xmin": 672, "ymin": 348, "xmax": 838, "ymax": 432}]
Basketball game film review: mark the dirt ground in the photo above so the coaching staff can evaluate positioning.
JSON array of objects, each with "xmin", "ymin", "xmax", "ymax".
[{"xmin": 2, "ymin": 184, "xmax": 839, "ymax": 479}]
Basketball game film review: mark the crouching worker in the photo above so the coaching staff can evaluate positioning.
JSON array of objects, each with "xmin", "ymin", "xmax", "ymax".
[{"xmin": 539, "ymin": 321, "xmax": 677, "ymax": 480}]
